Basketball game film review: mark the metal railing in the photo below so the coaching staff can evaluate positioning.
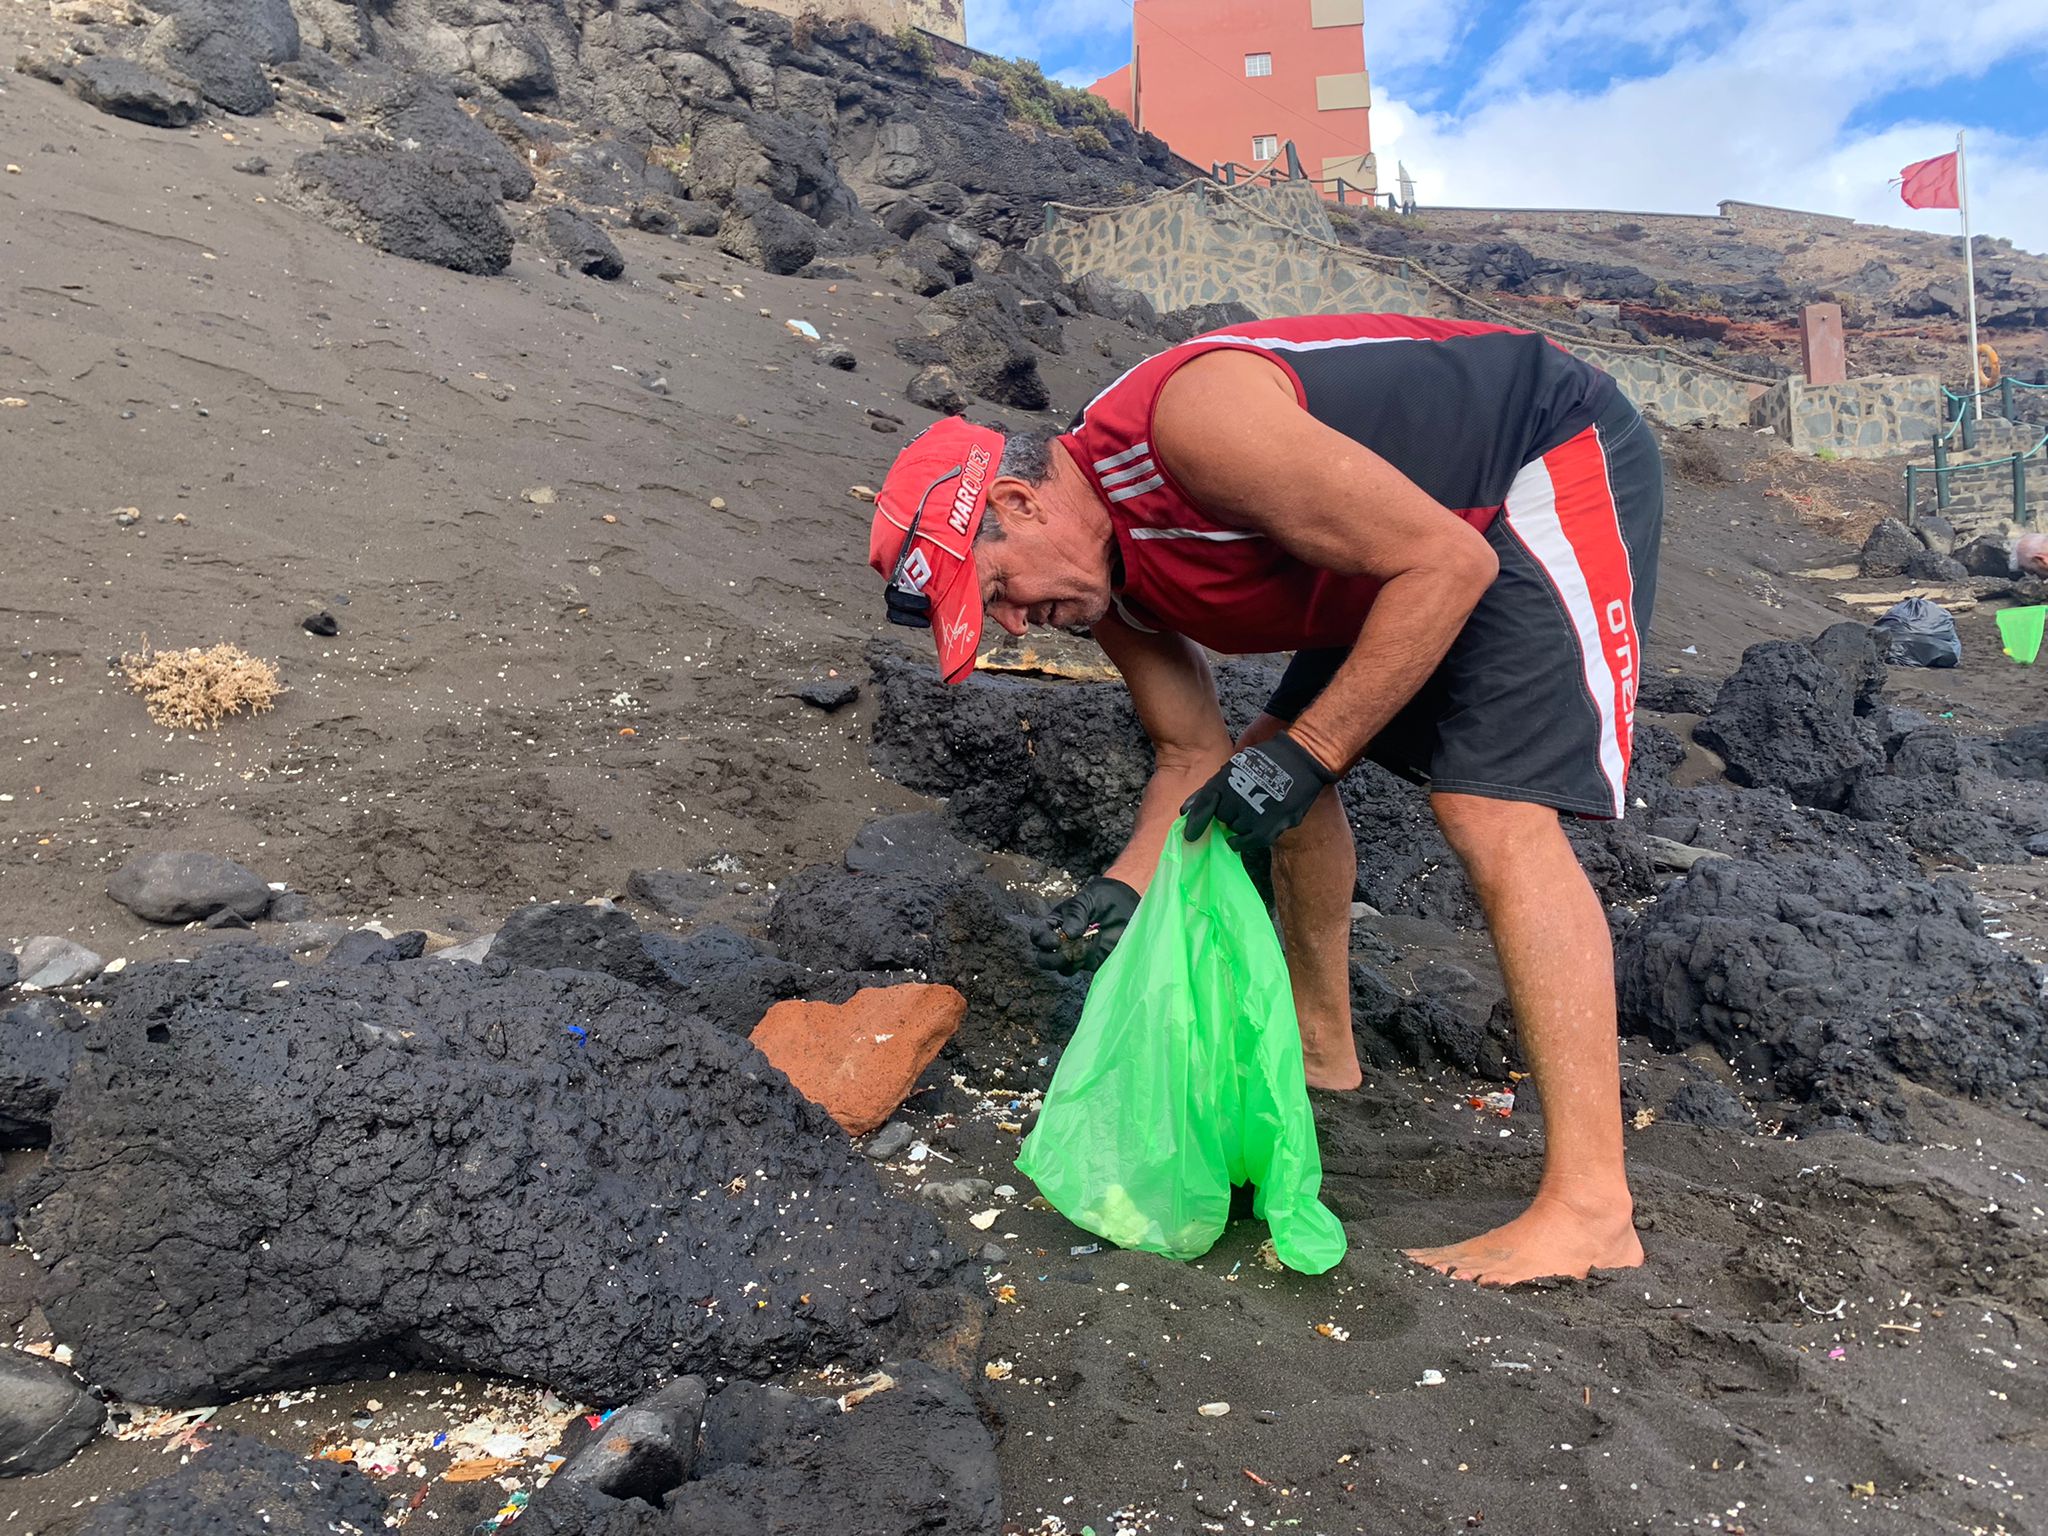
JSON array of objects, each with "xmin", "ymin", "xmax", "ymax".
[
  {"xmin": 1936, "ymin": 376, "xmax": 2048, "ymax": 444},
  {"xmin": 1907, "ymin": 424, "xmax": 2047, "ymax": 529},
  {"xmin": 1208, "ymin": 140, "xmax": 1399, "ymax": 210}
]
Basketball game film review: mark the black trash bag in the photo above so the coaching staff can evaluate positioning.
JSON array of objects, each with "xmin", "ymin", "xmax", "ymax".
[{"xmin": 1874, "ymin": 597, "xmax": 1962, "ymax": 668}]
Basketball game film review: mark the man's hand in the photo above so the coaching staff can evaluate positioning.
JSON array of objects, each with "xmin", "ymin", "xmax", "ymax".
[
  {"xmin": 1031, "ymin": 876, "xmax": 1142, "ymax": 974},
  {"xmin": 1182, "ymin": 733, "xmax": 1336, "ymax": 851}
]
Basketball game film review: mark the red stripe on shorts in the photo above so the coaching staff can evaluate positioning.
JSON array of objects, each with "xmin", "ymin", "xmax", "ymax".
[{"xmin": 1501, "ymin": 425, "xmax": 1639, "ymax": 814}]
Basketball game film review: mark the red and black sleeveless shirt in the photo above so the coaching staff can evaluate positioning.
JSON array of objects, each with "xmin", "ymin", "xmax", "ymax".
[{"xmin": 1056, "ymin": 313, "xmax": 1619, "ymax": 654}]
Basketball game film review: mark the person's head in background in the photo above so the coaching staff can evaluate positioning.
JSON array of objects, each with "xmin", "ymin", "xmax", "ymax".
[{"xmin": 2016, "ymin": 531, "xmax": 2048, "ymax": 578}]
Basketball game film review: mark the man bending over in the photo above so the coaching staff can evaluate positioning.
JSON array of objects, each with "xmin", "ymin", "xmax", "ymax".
[{"xmin": 866, "ymin": 314, "xmax": 1662, "ymax": 1286}]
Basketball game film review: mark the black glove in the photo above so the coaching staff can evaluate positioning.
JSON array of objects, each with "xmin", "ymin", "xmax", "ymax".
[
  {"xmin": 1182, "ymin": 732, "xmax": 1337, "ymax": 852},
  {"xmin": 1030, "ymin": 876, "xmax": 1141, "ymax": 975}
]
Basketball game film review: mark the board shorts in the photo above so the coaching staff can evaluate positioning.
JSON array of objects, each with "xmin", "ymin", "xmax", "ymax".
[{"xmin": 1263, "ymin": 392, "xmax": 1663, "ymax": 820}]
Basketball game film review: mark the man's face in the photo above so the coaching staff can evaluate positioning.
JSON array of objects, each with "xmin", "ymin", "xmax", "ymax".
[{"xmin": 977, "ymin": 481, "xmax": 1115, "ymax": 638}]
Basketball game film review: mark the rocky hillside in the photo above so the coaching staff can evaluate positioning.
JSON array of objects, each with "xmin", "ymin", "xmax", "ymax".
[
  {"xmin": 24, "ymin": 0, "xmax": 2038, "ymax": 405},
  {"xmin": 14, "ymin": 0, "xmax": 1202, "ymax": 415},
  {"xmin": 1338, "ymin": 199, "xmax": 2048, "ymax": 388}
]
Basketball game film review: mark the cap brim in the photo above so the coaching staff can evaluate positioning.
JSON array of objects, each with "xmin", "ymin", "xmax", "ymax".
[{"xmin": 930, "ymin": 546, "xmax": 985, "ymax": 685}]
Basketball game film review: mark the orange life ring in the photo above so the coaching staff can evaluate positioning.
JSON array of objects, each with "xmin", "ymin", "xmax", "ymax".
[{"xmin": 1976, "ymin": 341, "xmax": 2001, "ymax": 388}]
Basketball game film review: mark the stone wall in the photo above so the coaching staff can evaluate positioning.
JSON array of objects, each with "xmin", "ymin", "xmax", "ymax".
[
  {"xmin": 1913, "ymin": 464, "xmax": 2047, "ymax": 540},
  {"xmin": 1749, "ymin": 375, "xmax": 1944, "ymax": 460},
  {"xmin": 745, "ymin": 0, "xmax": 965, "ymax": 42},
  {"xmin": 1561, "ymin": 344, "xmax": 1759, "ymax": 429},
  {"xmin": 1751, "ymin": 378, "xmax": 1795, "ymax": 443},
  {"xmin": 1947, "ymin": 418, "xmax": 2042, "ymax": 457},
  {"xmin": 1402, "ymin": 198, "xmax": 1877, "ymax": 248},
  {"xmin": 1907, "ymin": 419, "xmax": 2048, "ymax": 537},
  {"xmin": 1029, "ymin": 184, "xmax": 1763, "ymax": 428},
  {"xmin": 1030, "ymin": 182, "xmax": 1433, "ymax": 318},
  {"xmin": 1717, "ymin": 200, "xmax": 1859, "ymax": 235},
  {"xmin": 1412, "ymin": 207, "xmax": 1725, "ymax": 243}
]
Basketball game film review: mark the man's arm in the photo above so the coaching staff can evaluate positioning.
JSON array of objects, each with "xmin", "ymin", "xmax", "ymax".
[
  {"xmin": 1151, "ymin": 347, "xmax": 1499, "ymax": 774},
  {"xmin": 1092, "ymin": 608, "xmax": 1236, "ymax": 890}
]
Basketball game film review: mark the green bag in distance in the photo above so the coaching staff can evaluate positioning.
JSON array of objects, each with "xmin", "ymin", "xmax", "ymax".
[{"xmin": 1016, "ymin": 820, "xmax": 1348, "ymax": 1274}]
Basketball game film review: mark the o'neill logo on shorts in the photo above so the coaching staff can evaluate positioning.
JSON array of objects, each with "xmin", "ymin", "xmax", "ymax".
[
  {"xmin": 948, "ymin": 446, "xmax": 992, "ymax": 537},
  {"xmin": 1606, "ymin": 598, "xmax": 1637, "ymax": 735}
]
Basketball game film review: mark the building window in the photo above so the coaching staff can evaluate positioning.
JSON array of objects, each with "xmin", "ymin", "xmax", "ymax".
[
  {"xmin": 1245, "ymin": 52, "xmax": 1272, "ymax": 77},
  {"xmin": 1252, "ymin": 134, "xmax": 1279, "ymax": 162}
]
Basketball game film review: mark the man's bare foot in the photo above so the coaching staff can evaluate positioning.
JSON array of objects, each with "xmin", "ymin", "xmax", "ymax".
[{"xmin": 1404, "ymin": 1195, "xmax": 1643, "ymax": 1286}]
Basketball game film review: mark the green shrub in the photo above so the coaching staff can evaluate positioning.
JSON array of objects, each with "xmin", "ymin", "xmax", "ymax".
[
  {"xmin": 1003, "ymin": 77, "xmax": 1057, "ymax": 129},
  {"xmin": 894, "ymin": 24, "xmax": 935, "ymax": 74},
  {"xmin": 966, "ymin": 53, "xmax": 1119, "ymax": 137},
  {"xmin": 1050, "ymin": 79, "xmax": 1116, "ymax": 127},
  {"xmin": 1074, "ymin": 124, "xmax": 1112, "ymax": 156}
]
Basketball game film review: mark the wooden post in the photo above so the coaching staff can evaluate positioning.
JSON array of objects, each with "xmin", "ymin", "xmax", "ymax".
[{"xmin": 1129, "ymin": 30, "xmax": 1140, "ymax": 133}]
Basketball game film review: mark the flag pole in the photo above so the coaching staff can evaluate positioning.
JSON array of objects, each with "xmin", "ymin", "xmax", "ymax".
[{"xmin": 1959, "ymin": 129, "xmax": 1981, "ymax": 421}]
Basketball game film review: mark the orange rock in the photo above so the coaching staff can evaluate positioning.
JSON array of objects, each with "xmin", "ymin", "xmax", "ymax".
[{"xmin": 750, "ymin": 984, "xmax": 966, "ymax": 1136}]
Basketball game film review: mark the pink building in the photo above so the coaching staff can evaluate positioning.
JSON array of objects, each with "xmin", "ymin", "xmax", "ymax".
[{"xmin": 1088, "ymin": 0, "xmax": 1373, "ymax": 196}]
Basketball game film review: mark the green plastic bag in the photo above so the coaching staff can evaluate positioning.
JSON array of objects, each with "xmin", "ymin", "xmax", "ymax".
[
  {"xmin": 1998, "ymin": 604, "xmax": 2046, "ymax": 665},
  {"xmin": 1016, "ymin": 820, "xmax": 1348, "ymax": 1274}
]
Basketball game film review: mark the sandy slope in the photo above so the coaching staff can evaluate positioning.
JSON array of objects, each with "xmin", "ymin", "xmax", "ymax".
[{"xmin": 0, "ymin": 66, "xmax": 1155, "ymax": 960}]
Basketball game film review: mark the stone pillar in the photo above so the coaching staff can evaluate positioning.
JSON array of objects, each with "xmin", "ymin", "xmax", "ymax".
[{"xmin": 1800, "ymin": 303, "xmax": 1846, "ymax": 386}]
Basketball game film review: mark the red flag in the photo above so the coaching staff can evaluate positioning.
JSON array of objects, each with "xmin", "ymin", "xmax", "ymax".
[{"xmin": 1899, "ymin": 151, "xmax": 1960, "ymax": 209}]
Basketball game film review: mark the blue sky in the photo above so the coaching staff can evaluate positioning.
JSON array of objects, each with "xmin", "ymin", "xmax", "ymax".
[{"xmin": 967, "ymin": 0, "xmax": 2048, "ymax": 255}]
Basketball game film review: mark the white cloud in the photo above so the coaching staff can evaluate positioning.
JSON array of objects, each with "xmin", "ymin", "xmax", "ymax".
[
  {"xmin": 1369, "ymin": 0, "xmax": 2048, "ymax": 254},
  {"xmin": 1461, "ymin": 0, "xmax": 1721, "ymax": 100},
  {"xmin": 1362, "ymin": 0, "xmax": 1477, "ymax": 77}
]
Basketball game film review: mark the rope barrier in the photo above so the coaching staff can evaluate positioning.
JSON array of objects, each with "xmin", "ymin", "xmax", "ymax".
[
  {"xmin": 1944, "ymin": 378, "xmax": 2048, "ymax": 414},
  {"xmin": 1914, "ymin": 438, "xmax": 2047, "ymax": 475},
  {"xmin": 1041, "ymin": 179, "xmax": 1781, "ymax": 386}
]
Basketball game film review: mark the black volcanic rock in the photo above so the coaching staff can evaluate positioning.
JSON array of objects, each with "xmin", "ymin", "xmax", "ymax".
[
  {"xmin": 68, "ymin": 58, "xmax": 204, "ymax": 128},
  {"xmin": 22, "ymin": 948, "xmax": 961, "ymax": 1407},
  {"xmin": 289, "ymin": 141, "xmax": 515, "ymax": 275},
  {"xmin": 1619, "ymin": 853, "xmax": 2048, "ymax": 1137}
]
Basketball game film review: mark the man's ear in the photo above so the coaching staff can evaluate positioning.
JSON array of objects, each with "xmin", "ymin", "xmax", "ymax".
[{"xmin": 986, "ymin": 477, "xmax": 1044, "ymax": 529}]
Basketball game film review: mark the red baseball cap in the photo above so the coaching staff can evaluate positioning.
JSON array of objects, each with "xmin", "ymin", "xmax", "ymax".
[{"xmin": 868, "ymin": 417, "xmax": 1006, "ymax": 685}]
